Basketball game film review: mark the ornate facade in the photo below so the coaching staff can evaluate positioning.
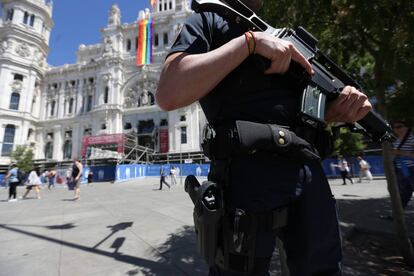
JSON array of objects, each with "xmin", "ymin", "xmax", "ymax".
[{"xmin": 0, "ymin": 0, "xmax": 206, "ymax": 165}]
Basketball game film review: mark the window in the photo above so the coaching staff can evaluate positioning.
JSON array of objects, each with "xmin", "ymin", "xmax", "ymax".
[
  {"xmin": 124, "ymin": 122, "xmax": 132, "ymax": 130},
  {"xmin": 50, "ymin": 100, "xmax": 56, "ymax": 116},
  {"xmin": 23, "ymin": 12, "xmax": 29, "ymax": 24},
  {"xmin": 27, "ymin": 128, "xmax": 34, "ymax": 139},
  {"xmin": 154, "ymin": 34, "xmax": 159, "ymax": 47},
  {"xmin": 69, "ymin": 98, "xmax": 74, "ymax": 114},
  {"xmin": 135, "ymin": 37, "xmax": 138, "ymax": 50},
  {"xmin": 9, "ymin": 92, "xmax": 20, "ymax": 110},
  {"xmin": 126, "ymin": 39, "xmax": 131, "ymax": 51},
  {"xmin": 159, "ymin": 3, "xmax": 162, "ymax": 11},
  {"xmin": 104, "ymin": 87, "xmax": 109, "ymax": 104},
  {"xmin": 31, "ymin": 96, "xmax": 36, "ymax": 113},
  {"xmin": 29, "ymin": 14, "xmax": 35, "ymax": 27},
  {"xmin": 44, "ymin": 141, "xmax": 53, "ymax": 159},
  {"xmin": 6, "ymin": 9, "xmax": 14, "ymax": 21},
  {"xmin": 164, "ymin": 2, "xmax": 167, "ymax": 10},
  {"xmin": 84, "ymin": 128, "xmax": 92, "ymax": 135},
  {"xmin": 101, "ymin": 124, "xmax": 106, "ymax": 130},
  {"xmin": 63, "ymin": 140, "xmax": 72, "ymax": 159},
  {"xmin": 1, "ymin": 125, "xmax": 15, "ymax": 156},
  {"xmin": 86, "ymin": 95, "xmax": 93, "ymax": 111},
  {"xmin": 14, "ymin": 74, "xmax": 23, "ymax": 81},
  {"xmin": 180, "ymin": 115, "xmax": 186, "ymax": 122},
  {"xmin": 163, "ymin": 33, "xmax": 168, "ymax": 45},
  {"xmin": 181, "ymin": 126, "xmax": 187, "ymax": 144},
  {"xmin": 169, "ymin": 0, "xmax": 172, "ymax": 10}
]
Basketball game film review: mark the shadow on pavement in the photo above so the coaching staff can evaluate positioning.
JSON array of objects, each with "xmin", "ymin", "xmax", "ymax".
[
  {"xmin": 0, "ymin": 223, "xmax": 184, "ymax": 275},
  {"xmin": 337, "ymin": 197, "xmax": 414, "ymax": 275}
]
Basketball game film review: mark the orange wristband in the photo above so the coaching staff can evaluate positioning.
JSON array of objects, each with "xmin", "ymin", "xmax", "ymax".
[{"xmin": 244, "ymin": 31, "xmax": 256, "ymax": 55}]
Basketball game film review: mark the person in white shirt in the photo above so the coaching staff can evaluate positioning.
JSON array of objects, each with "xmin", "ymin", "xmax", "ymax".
[
  {"xmin": 22, "ymin": 167, "xmax": 42, "ymax": 199},
  {"xmin": 357, "ymin": 156, "xmax": 373, "ymax": 182},
  {"xmin": 169, "ymin": 166, "xmax": 177, "ymax": 185},
  {"xmin": 337, "ymin": 157, "xmax": 354, "ymax": 185}
]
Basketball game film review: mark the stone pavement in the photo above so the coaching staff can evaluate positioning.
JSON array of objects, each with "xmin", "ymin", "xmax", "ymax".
[{"xmin": 0, "ymin": 176, "xmax": 412, "ymax": 276}]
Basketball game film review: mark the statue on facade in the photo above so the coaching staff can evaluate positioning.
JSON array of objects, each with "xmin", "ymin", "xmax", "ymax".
[
  {"xmin": 139, "ymin": 90, "xmax": 150, "ymax": 107},
  {"xmin": 108, "ymin": 5, "xmax": 121, "ymax": 26},
  {"xmin": 103, "ymin": 36, "xmax": 114, "ymax": 55}
]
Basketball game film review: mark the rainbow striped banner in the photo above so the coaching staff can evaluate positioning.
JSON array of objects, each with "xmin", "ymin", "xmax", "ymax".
[{"xmin": 136, "ymin": 17, "xmax": 153, "ymax": 66}]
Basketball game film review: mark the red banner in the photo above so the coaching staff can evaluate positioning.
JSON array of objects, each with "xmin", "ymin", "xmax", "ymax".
[
  {"xmin": 159, "ymin": 128, "xmax": 169, "ymax": 153},
  {"xmin": 81, "ymin": 134, "xmax": 125, "ymax": 157}
]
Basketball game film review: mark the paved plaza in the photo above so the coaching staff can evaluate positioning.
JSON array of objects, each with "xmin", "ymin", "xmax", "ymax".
[{"xmin": 0, "ymin": 176, "xmax": 412, "ymax": 275}]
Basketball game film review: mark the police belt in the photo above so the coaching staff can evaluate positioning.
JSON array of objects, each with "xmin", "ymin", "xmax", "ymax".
[
  {"xmin": 227, "ymin": 207, "xmax": 288, "ymax": 233},
  {"xmin": 202, "ymin": 120, "xmax": 294, "ymax": 160}
]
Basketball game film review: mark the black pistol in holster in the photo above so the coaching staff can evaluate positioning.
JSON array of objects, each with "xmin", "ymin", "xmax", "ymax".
[
  {"xmin": 185, "ymin": 175, "xmax": 223, "ymax": 266},
  {"xmin": 192, "ymin": 0, "xmax": 396, "ymax": 143}
]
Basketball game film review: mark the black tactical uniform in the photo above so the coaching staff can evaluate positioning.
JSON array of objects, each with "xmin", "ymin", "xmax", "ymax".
[{"xmin": 170, "ymin": 12, "xmax": 342, "ymax": 275}]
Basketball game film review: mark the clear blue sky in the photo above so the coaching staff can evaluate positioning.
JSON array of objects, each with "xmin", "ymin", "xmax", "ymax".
[{"xmin": 47, "ymin": 1, "xmax": 150, "ymax": 66}]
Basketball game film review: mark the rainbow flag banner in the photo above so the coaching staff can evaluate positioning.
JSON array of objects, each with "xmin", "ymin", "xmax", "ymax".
[{"xmin": 136, "ymin": 14, "xmax": 153, "ymax": 66}]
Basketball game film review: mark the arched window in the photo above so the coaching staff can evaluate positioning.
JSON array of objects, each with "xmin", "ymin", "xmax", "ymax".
[
  {"xmin": 45, "ymin": 141, "xmax": 53, "ymax": 159},
  {"xmin": 2, "ymin": 125, "xmax": 16, "ymax": 156},
  {"xmin": 104, "ymin": 87, "xmax": 109, "ymax": 104},
  {"xmin": 29, "ymin": 14, "xmax": 35, "ymax": 26},
  {"xmin": 63, "ymin": 140, "xmax": 72, "ymax": 159},
  {"xmin": 23, "ymin": 12, "xmax": 29, "ymax": 24},
  {"xmin": 126, "ymin": 39, "xmax": 131, "ymax": 51},
  {"xmin": 9, "ymin": 92, "xmax": 20, "ymax": 110}
]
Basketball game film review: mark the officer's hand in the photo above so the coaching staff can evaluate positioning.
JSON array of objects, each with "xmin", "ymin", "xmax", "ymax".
[
  {"xmin": 325, "ymin": 86, "xmax": 372, "ymax": 123},
  {"xmin": 253, "ymin": 32, "xmax": 313, "ymax": 75}
]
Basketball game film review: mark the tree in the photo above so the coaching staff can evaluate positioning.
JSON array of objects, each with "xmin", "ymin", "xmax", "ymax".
[
  {"xmin": 333, "ymin": 128, "xmax": 366, "ymax": 158},
  {"xmin": 11, "ymin": 146, "xmax": 34, "ymax": 173}
]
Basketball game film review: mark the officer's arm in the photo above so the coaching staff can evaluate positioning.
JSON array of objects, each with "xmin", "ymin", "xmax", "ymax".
[
  {"xmin": 156, "ymin": 32, "xmax": 313, "ymax": 111},
  {"xmin": 156, "ymin": 35, "xmax": 249, "ymax": 111}
]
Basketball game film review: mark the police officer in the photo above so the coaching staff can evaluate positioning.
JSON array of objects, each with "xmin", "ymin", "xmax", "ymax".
[{"xmin": 156, "ymin": 0, "xmax": 372, "ymax": 274}]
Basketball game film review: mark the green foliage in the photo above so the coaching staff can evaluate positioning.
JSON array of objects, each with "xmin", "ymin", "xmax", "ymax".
[
  {"xmin": 11, "ymin": 146, "xmax": 34, "ymax": 173},
  {"xmin": 261, "ymin": 0, "xmax": 414, "ymax": 120},
  {"xmin": 333, "ymin": 128, "xmax": 366, "ymax": 157}
]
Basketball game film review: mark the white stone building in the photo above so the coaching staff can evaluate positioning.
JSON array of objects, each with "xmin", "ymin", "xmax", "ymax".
[{"xmin": 0, "ymin": 0, "xmax": 206, "ymax": 166}]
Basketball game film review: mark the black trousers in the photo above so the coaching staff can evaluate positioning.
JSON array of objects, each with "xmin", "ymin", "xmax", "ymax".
[
  {"xmin": 340, "ymin": 171, "xmax": 353, "ymax": 184},
  {"xmin": 208, "ymin": 156, "xmax": 342, "ymax": 276},
  {"xmin": 159, "ymin": 176, "xmax": 170, "ymax": 190},
  {"xmin": 9, "ymin": 182, "xmax": 19, "ymax": 199}
]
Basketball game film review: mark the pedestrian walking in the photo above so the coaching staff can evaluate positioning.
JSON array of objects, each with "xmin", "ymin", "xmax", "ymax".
[
  {"xmin": 4, "ymin": 163, "xmax": 20, "ymax": 202},
  {"xmin": 48, "ymin": 168, "xmax": 56, "ymax": 190},
  {"xmin": 392, "ymin": 120, "xmax": 414, "ymax": 209},
  {"xmin": 22, "ymin": 167, "xmax": 42, "ymax": 199},
  {"xmin": 357, "ymin": 156, "xmax": 373, "ymax": 182},
  {"xmin": 170, "ymin": 166, "xmax": 177, "ymax": 185},
  {"xmin": 159, "ymin": 167, "xmax": 170, "ymax": 190},
  {"xmin": 71, "ymin": 158, "xmax": 83, "ymax": 200},
  {"xmin": 337, "ymin": 157, "xmax": 354, "ymax": 185}
]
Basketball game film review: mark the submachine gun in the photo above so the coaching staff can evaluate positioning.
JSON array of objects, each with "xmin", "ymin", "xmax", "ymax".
[
  {"xmin": 191, "ymin": 0, "xmax": 395, "ymax": 143},
  {"xmin": 185, "ymin": 0, "xmax": 396, "ymax": 270}
]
